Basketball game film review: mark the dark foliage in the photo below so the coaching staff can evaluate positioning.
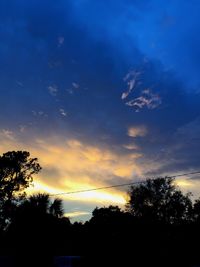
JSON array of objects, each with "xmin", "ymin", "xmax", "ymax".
[
  {"xmin": 126, "ymin": 177, "xmax": 193, "ymax": 224},
  {"xmin": 0, "ymin": 151, "xmax": 200, "ymax": 266},
  {"xmin": 0, "ymin": 151, "xmax": 41, "ymax": 230}
]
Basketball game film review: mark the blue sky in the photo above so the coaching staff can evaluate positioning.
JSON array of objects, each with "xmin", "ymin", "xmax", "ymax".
[{"xmin": 0, "ymin": 0, "xmax": 200, "ymax": 221}]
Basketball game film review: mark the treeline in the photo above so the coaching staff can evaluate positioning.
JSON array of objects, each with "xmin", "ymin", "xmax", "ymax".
[{"xmin": 0, "ymin": 151, "xmax": 200, "ymax": 267}]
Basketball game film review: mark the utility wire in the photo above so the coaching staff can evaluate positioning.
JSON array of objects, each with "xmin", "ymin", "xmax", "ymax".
[{"xmin": 49, "ymin": 170, "xmax": 200, "ymax": 197}]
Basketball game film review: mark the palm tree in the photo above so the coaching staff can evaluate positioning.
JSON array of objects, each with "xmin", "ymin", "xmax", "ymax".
[
  {"xmin": 49, "ymin": 198, "xmax": 64, "ymax": 218},
  {"xmin": 29, "ymin": 193, "xmax": 50, "ymax": 215},
  {"xmin": 17, "ymin": 193, "xmax": 65, "ymax": 219}
]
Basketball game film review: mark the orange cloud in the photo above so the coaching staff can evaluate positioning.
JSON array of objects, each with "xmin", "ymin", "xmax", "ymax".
[
  {"xmin": 0, "ymin": 133, "xmax": 142, "ymax": 206},
  {"xmin": 64, "ymin": 211, "xmax": 91, "ymax": 218},
  {"xmin": 128, "ymin": 125, "xmax": 147, "ymax": 137}
]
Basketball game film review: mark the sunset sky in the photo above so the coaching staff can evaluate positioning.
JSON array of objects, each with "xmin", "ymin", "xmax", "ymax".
[{"xmin": 1, "ymin": 0, "xmax": 200, "ymax": 221}]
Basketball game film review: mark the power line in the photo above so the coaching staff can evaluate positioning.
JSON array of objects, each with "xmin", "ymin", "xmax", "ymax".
[
  {"xmin": 49, "ymin": 170, "xmax": 200, "ymax": 197},
  {"xmin": 167, "ymin": 171, "xmax": 200, "ymax": 178}
]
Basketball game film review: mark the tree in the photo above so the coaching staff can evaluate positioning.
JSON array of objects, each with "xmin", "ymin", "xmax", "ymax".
[
  {"xmin": 21, "ymin": 193, "xmax": 64, "ymax": 218},
  {"xmin": 126, "ymin": 177, "xmax": 192, "ymax": 224},
  {"xmin": 50, "ymin": 198, "xmax": 64, "ymax": 218},
  {"xmin": 192, "ymin": 198, "xmax": 200, "ymax": 222},
  {"xmin": 7, "ymin": 194, "xmax": 70, "ymax": 258},
  {"xmin": 90, "ymin": 205, "xmax": 123, "ymax": 225},
  {"xmin": 0, "ymin": 151, "xmax": 41, "ymax": 229},
  {"xmin": 0, "ymin": 151, "xmax": 41, "ymax": 200}
]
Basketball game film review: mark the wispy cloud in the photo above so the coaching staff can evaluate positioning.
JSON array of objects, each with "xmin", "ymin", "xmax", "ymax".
[
  {"xmin": 72, "ymin": 82, "xmax": 80, "ymax": 89},
  {"xmin": 32, "ymin": 110, "xmax": 48, "ymax": 118},
  {"xmin": 175, "ymin": 117, "xmax": 200, "ymax": 140},
  {"xmin": 58, "ymin": 36, "xmax": 64, "ymax": 47},
  {"xmin": 123, "ymin": 143, "xmax": 139, "ymax": 150},
  {"xmin": 0, "ymin": 129, "xmax": 15, "ymax": 140},
  {"xmin": 128, "ymin": 125, "xmax": 147, "ymax": 138},
  {"xmin": 48, "ymin": 85, "xmax": 58, "ymax": 96},
  {"xmin": 121, "ymin": 70, "xmax": 141, "ymax": 100},
  {"xmin": 64, "ymin": 211, "xmax": 91, "ymax": 218},
  {"xmin": 59, "ymin": 108, "xmax": 67, "ymax": 117},
  {"xmin": 16, "ymin": 81, "xmax": 24, "ymax": 87},
  {"xmin": 121, "ymin": 70, "xmax": 161, "ymax": 112},
  {"xmin": 19, "ymin": 125, "xmax": 26, "ymax": 133},
  {"xmin": 126, "ymin": 89, "xmax": 161, "ymax": 111}
]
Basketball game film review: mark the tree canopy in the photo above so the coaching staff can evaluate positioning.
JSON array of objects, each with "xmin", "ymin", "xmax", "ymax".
[
  {"xmin": 0, "ymin": 151, "xmax": 41, "ymax": 229},
  {"xmin": 126, "ymin": 177, "xmax": 192, "ymax": 224},
  {"xmin": 0, "ymin": 151, "xmax": 41, "ymax": 200},
  {"xmin": 1, "ymin": 150, "xmax": 200, "ymax": 266}
]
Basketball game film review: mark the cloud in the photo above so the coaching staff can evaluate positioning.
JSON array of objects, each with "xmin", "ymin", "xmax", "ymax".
[
  {"xmin": 19, "ymin": 125, "xmax": 26, "ymax": 133},
  {"xmin": 137, "ymin": 116, "xmax": 200, "ymax": 180},
  {"xmin": 48, "ymin": 85, "xmax": 58, "ymax": 96},
  {"xmin": 58, "ymin": 36, "xmax": 64, "ymax": 47},
  {"xmin": 121, "ymin": 70, "xmax": 141, "ymax": 100},
  {"xmin": 175, "ymin": 117, "xmax": 200, "ymax": 140},
  {"xmin": 59, "ymin": 108, "xmax": 67, "ymax": 117},
  {"xmin": 16, "ymin": 81, "xmax": 24, "ymax": 87},
  {"xmin": 126, "ymin": 92, "xmax": 161, "ymax": 111},
  {"xmin": 0, "ymin": 129, "xmax": 15, "ymax": 140},
  {"xmin": 121, "ymin": 69, "xmax": 161, "ymax": 112},
  {"xmin": 72, "ymin": 82, "xmax": 80, "ymax": 89},
  {"xmin": 0, "ymin": 0, "xmax": 200, "ymax": 219},
  {"xmin": 123, "ymin": 143, "xmax": 139, "ymax": 150},
  {"xmin": 64, "ymin": 211, "xmax": 91, "ymax": 218},
  {"xmin": 32, "ymin": 110, "xmax": 48, "ymax": 118},
  {"xmin": 128, "ymin": 126, "xmax": 147, "ymax": 138},
  {"xmin": 0, "ymin": 134, "xmax": 143, "ymax": 207},
  {"xmin": 0, "ymin": 135, "xmax": 131, "ymax": 223}
]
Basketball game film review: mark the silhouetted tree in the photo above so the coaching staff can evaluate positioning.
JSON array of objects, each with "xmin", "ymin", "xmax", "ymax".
[
  {"xmin": 17, "ymin": 193, "xmax": 65, "ymax": 218},
  {"xmin": 126, "ymin": 177, "xmax": 192, "ymax": 224},
  {"xmin": 87, "ymin": 206, "xmax": 135, "ymax": 256},
  {"xmin": 91, "ymin": 205, "xmax": 122, "ymax": 224},
  {"xmin": 0, "ymin": 151, "xmax": 41, "ymax": 229},
  {"xmin": 49, "ymin": 198, "xmax": 64, "ymax": 218},
  {"xmin": 7, "ymin": 193, "xmax": 70, "ymax": 257},
  {"xmin": 192, "ymin": 198, "xmax": 200, "ymax": 222}
]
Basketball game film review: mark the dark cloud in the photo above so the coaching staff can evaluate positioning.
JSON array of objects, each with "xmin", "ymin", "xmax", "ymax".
[
  {"xmin": 40, "ymin": 167, "xmax": 63, "ymax": 187},
  {"xmin": 0, "ymin": 0, "xmax": 200, "ymax": 181}
]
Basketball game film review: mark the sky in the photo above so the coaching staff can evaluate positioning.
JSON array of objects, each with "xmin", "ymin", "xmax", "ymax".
[{"xmin": 0, "ymin": 0, "xmax": 200, "ymax": 221}]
